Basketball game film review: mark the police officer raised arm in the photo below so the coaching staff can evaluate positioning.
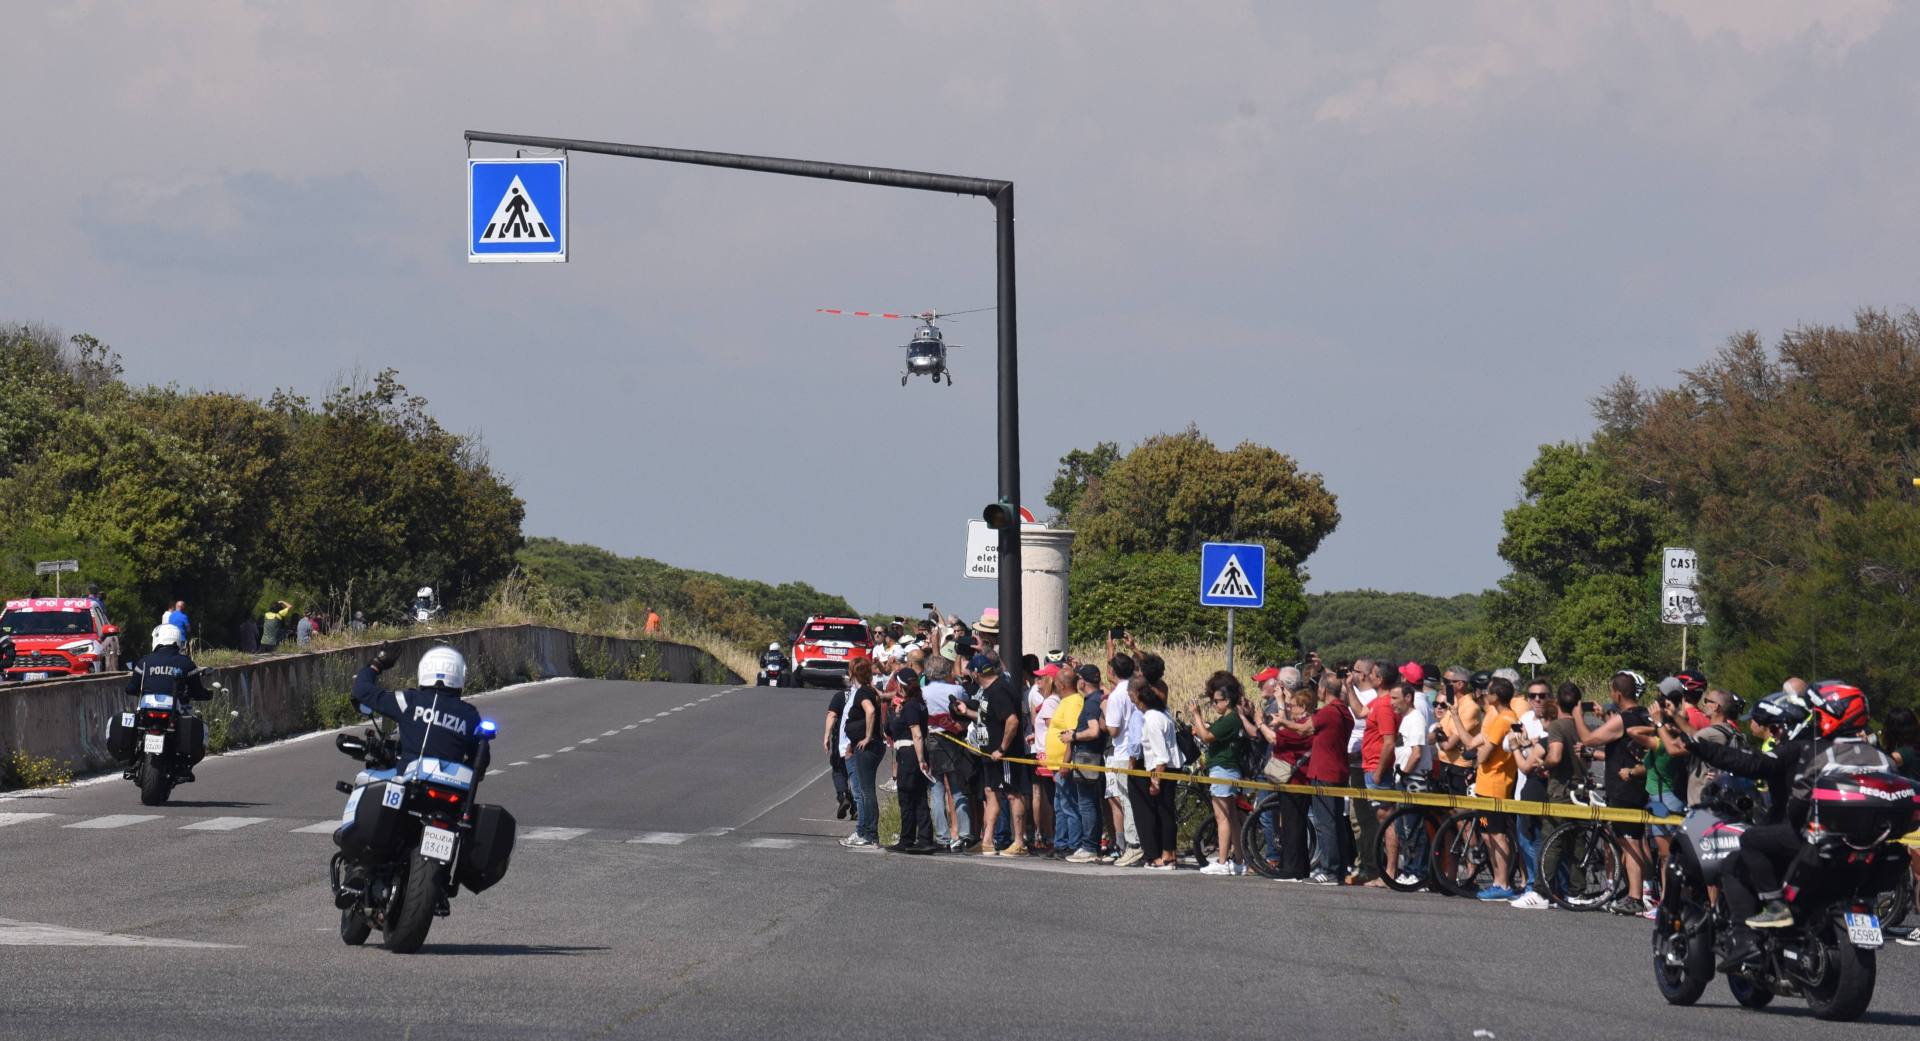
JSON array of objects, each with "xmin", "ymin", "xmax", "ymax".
[{"xmin": 351, "ymin": 644, "xmax": 489, "ymax": 779}]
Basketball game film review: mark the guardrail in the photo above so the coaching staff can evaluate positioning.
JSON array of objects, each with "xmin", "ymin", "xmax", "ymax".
[{"xmin": 0, "ymin": 624, "xmax": 742, "ymax": 786}]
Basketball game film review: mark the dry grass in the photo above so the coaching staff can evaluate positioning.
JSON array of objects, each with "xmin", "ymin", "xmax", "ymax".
[{"xmin": 1070, "ymin": 640, "xmax": 1231, "ymax": 705}]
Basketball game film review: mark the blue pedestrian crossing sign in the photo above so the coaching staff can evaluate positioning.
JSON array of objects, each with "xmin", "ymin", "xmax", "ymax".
[
  {"xmin": 468, "ymin": 157, "xmax": 566, "ymax": 263},
  {"xmin": 1199, "ymin": 542, "xmax": 1265, "ymax": 608}
]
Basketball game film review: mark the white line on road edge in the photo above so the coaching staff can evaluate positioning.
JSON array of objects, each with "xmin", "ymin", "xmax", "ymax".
[
  {"xmin": 178, "ymin": 817, "xmax": 271, "ymax": 831},
  {"xmin": 741, "ymin": 837, "xmax": 799, "ymax": 849},
  {"xmin": 628, "ymin": 832, "xmax": 692, "ymax": 845},
  {"xmin": 63, "ymin": 814, "xmax": 162, "ymax": 829},
  {"xmin": 0, "ymin": 917, "xmax": 241, "ymax": 949},
  {"xmin": 521, "ymin": 827, "xmax": 590, "ymax": 841}
]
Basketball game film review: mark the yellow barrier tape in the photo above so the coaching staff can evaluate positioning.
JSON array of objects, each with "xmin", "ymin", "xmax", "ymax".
[{"xmin": 934, "ymin": 731, "xmax": 1665, "ymax": 824}]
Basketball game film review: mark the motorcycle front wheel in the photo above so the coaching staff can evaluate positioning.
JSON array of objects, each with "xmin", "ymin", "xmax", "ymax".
[
  {"xmin": 340, "ymin": 907, "xmax": 371, "ymax": 946},
  {"xmin": 1651, "ymin": 899, "xmax": 1712, "ymax": 1005}
]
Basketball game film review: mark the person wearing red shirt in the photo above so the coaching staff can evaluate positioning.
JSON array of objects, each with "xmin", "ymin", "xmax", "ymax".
[
  {"xmin": 1278, "ymin": 674, "xmax": 1355, "ymax": 884},
  {"xmin": 1358, "ymin": 685, "xmax": 1404, "ymax": 887}
]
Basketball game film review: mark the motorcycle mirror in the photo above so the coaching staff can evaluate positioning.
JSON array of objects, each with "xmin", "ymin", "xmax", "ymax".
[{"xmin": 335, "ymin": 733, "xmax": 367, "ymax": 759}]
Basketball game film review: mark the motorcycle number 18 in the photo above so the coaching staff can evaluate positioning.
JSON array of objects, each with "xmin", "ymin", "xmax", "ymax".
[
  {"xmin": 420, "ymin": 826, "xmax": 457, "ymax": 864},
  {"xmin": 143, "ymin": 734, "xmax": 166, "ymax": 755},
  {"xmin": 1846, "ymin": 912, "xmax": 1883, "ymax": 949}
]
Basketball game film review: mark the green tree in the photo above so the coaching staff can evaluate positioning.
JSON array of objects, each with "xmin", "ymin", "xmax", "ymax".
[{"xmin": 1045, "ymin": 441, "xmax": 1118, "ymax": 519}]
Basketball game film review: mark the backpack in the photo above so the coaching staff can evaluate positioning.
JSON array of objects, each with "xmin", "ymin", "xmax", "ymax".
[{"xmin": 1790, "ymin": 736, "xmax": 1896, "ymax": 807}]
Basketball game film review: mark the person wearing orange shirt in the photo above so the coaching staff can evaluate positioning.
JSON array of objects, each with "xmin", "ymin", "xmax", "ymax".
[{"xmin": 1463, "ymin": 676, "xmax": 1522, "ymax": 901}]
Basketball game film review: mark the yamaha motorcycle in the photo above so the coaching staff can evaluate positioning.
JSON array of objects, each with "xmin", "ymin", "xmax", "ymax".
[
  {"xmin": 108, "ymin": 669, "xmax": 221, "ymax": 806},
  {"xmin": 328, "ymin": 720, "xmax": 516, "ymax": 953},
  {"xmin": 1653, "ymin": 773, "xmax": 1917, "ymax": 1021}
]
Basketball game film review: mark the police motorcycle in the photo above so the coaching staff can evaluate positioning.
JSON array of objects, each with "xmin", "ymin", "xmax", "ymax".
[
  {"xmin": 1652, "ymin": 765, "xmax": 1918, "ymax": 1019},
  {"xmin": 329, "ymin": 647, "xmax": 516, "ymax": 953},
  {"xmin": 411, "ymin": 586, "xmax": 441, "ymax": 625},
  {"xmin": 757, "ymin": 643, "xmax": 790, "ymax": 687},
  {"xmin": 106, "ymin": 624, "xmax": 222, "ymax": 806}
]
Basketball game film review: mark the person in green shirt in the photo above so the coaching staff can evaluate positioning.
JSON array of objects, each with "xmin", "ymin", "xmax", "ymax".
[
  {"xmin": 1189, "ymin": 671, "xmax": 1250, "ymax": 876},
  {"xmin": 1645, "ymin": 696, "xmax": 1692, "ymax": 909}
]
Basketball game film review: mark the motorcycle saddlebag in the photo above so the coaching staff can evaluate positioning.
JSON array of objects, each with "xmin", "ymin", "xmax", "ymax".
[
  {"xmin": 175, "ymin": 715, "xmax": 207, "ymax": 765},
  {"xmin": 105, "ymin": 711, "xmax": 138, "ymax": 763},
  {"xmin": 456, "ymin": 803, "xmax": 516, "ymax": 894},
  {"xmin": 333, "ymin": 781, "xmax": 409, "ymax": 863}
]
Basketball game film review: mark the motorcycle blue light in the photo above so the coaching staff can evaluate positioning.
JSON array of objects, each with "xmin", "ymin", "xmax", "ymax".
[{"xmin": 478, "ymin": 719, "xmax": 497, "ymax": 735}]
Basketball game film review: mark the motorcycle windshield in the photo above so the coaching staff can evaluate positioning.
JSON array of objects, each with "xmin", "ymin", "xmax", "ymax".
[
  {"xmin": 139, "ymin": 693, "xmax": 175, "ymax": 710},
  {"xmin": 401, "ymin": 757, "xmax": 474, "ymax": 790}
]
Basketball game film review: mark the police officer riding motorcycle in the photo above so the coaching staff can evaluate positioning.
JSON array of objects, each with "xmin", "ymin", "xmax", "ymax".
[
  {"xmin": 330, "ymin": 645, "xmax": 515, "ymax": 953},
  {"xmin": 1658, "ymin": 680, "xmax": 1917, "ymax": 1020},
  {"xmin": 757, "ymin": 642, "xmax": 790, "ymax": 687},
  {"xmin": 112, "ymin": 624, "xmax": 215, "ymax": 804}
]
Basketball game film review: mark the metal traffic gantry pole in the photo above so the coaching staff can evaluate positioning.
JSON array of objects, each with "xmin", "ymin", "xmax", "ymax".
[{"xmin": 464, "ymin": 132, "xmax": 1023, "ymax": 675}]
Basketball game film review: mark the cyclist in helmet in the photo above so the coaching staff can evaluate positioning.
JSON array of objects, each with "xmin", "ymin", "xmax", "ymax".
[{"xmin": 1673, "ymin": 682, "xmax": 1879, "ymax": 968}]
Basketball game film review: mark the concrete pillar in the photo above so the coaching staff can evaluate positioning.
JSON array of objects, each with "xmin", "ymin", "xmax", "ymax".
[{"xmin": 1019, "ymin": 526, "xmax": 1076, "ymax": 659}]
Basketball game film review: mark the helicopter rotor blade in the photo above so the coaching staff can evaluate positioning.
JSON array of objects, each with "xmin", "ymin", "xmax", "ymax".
[{"xmin": 816, "ymin": 308, "xmax": 912, "ymax": 319}]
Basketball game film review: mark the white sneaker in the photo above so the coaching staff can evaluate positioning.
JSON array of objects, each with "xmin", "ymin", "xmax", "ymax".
[
  {"xmin": 840, "ymin": 834, "xmax": 874, "ymax": 848},
  {"xmin": 1065, "ymin": 849, "xmax": 1100, "ymax": 864},
  {"xmin": 1114, "ymin": 848, "xmax": 1145, "ymax": 868},
  {"xmin": 1509, "ymin": 890, "xmax": 1552, "ymax": 910},
  {"xmin": 1395, "ymin": 872, "xmax": 1423, "ymax": 888},
  {"xmin": 1200, "ymin": 860, "xmax": 1232, "ymax": 876}
]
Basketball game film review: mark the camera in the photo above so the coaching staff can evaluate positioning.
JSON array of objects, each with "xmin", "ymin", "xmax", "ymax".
[
  {"xmin": 1108, "ymin": 627, "xmax": 1125, "ymax": 640},
  {"xmin": 922, "ymin": 602, "xmax": 936, "ymax": 610}
]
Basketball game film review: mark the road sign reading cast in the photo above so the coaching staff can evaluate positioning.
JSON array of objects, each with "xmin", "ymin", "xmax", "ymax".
[
  {"xmin": 468, "ymin": 157, "xmax": 566, "ymax": 263},
  {"xmin": 1661, "ymin": 545, "xmax": 1707, "ymax": 625},
  {"xmin": 1199, "ymin": 543, "xmax": 1265, "ymax": 608},
  {"xmin": 964, "ymin": 520, "xmax": 998, "ymax": 580}
]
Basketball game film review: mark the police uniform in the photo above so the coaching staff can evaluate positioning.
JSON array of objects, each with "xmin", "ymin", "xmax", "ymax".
[
  {"xmin": 124, "ymin": 648, "xmax": 210, "ymax": 704},
  {"xmin": 350, "ymin": 665, "xmax": 486, "ymax": 770}
]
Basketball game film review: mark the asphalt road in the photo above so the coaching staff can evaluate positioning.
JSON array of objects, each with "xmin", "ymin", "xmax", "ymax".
[{"xmin": 3, "ymin": 677, "xmax": 1915, "ymax": 1040}]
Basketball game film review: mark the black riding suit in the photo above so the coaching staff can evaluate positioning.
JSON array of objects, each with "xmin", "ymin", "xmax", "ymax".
[
  {"xmin": 760, "ymin": 650, "xmax": 788, "ymax": 672},
  {"xmin": 124, "ymin": 648, "xmax": 211, "ymax": 705},
  {"xmin": 1684, "ymin": 735, "xmax": 1822, "ymax": 921},
  {"xmin": 349, "ymin": 665, "xmax": 488, "ymax": 776}
]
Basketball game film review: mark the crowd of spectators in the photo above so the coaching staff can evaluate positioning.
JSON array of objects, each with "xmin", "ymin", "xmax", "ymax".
[{"xmin": 822, "ymin": 616, "xmax": 1920, "ymax": 921}]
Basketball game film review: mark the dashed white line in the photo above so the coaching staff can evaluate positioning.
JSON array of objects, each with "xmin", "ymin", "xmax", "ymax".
[
  {"xmin": 556, "ymin": 746, "xmax": 576, "ymax": 753},
  {"xmin": 669, "ymin": 707, "xmax": 685, "ymax": 713},
  {"xmin": 521, "ymin": 827, "xmax": 590, "ymax": 842},
  {"xmin": 0, "ymin": 812, "xmax": 54, "ymax": 828},
  {"xmin": 178, "ymin": 817, "xmax": 270, "ymax": 831},
  {"xmin": 534, "ymin": 753, "xmax": 553, "ymax": 760},
  {"xmin": 578, "ymin": 738, "xmax": 597, "ymax": 744},
  {"xmin": 509, "ymin": 761, "xmax": 531, "ymax": 767},
  {"xmin": 64, "ymin": 815, "xmax": 162, "ymax": 830},
  {"xmin": 628, "ymin": 832, "xmax": 693, "ymax": 845},
  {"xmin": 622, "ymin": 725, "xmax": 637, "ymax": 730},
  {"xmin": 601, "ymin": 730, "xmax": 620, "ymax": 737}
]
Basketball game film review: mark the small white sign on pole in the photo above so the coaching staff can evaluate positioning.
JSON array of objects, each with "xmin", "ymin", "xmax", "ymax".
[
  {"xmin": 1662, "ymin": 547, "xmax": 1699, "ymax": 590},
  {"xmin": 963, "ymin": 520, "xmax": 998, "ymax": 581},
  {"xmin": 1518, "ymin": 637, "xmax": 1547, "ymax": 666}
]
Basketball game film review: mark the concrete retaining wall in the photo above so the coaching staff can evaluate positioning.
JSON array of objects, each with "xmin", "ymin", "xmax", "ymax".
[{"xmin": 0, "ymin": 625, "xmax": 741, "ymax": 785}]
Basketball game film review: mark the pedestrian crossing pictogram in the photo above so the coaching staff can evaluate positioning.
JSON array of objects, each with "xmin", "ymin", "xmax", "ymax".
[
  {"xmin": 1206, "ymin": 555, "xmax": 1255, "ymax": 599},
  {"xmin": 480, "ymin": 176, "xmax": 553, "ymax": 242}
]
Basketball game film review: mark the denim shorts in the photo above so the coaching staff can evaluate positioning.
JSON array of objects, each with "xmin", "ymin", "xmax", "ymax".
[
  {"xmin": 1647, "ymin": 790, "xmax": 1686, "ymax": 838},
  {"xmin": 1208, "ymin": 766, "xmax": 1242, "ymax": 798},
  {"xmin": 1364, "ymin": 770, "xmax": 1397, "ymax": 808}
]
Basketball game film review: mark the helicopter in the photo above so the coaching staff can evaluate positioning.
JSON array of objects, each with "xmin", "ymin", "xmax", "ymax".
[{"xmin": 816, "ymin": 306, "xmax": 994, "ymax": 386}]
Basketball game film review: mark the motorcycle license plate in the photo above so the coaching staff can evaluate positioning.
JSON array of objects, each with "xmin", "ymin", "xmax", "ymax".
[
  {"xmin": 143, "ymin": 733, "xmax": 166, "ymax": 754},
  {"xmin": 1846, "ymin": 912, "xmax": 1883, "ymax": 949},
  {"xmin": 420, "ymin": 826, "xmax": 457, "ymax": 864}
]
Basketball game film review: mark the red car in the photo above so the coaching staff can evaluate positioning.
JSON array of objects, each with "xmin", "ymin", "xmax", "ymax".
[
  {"xmin": 1, "ymin": 597, "xmax": 122, "ymax": 680},
  {"xmin": 790, "ymin": 616, "xmax": 873, "ymax": 689}
]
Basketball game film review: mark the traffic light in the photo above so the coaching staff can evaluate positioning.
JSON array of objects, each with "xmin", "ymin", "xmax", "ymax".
[{"xmin": 983, "ymin": 500, "xmax": 1018, "ymax": 531}]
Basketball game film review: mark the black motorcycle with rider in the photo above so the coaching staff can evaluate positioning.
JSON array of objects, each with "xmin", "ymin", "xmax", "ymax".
[{"xmin": 1651, "ymin": 681, "xmax": 1917, "ymax": 1021}]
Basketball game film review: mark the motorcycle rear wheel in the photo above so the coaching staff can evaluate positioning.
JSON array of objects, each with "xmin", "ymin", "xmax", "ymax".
[
  {"xmin": 1804, "ymin": 919, "xmax": 1876, "ymax": 1021},
  {"xmin": 382, "ymin": 850, "xmax": 440, "ymax": 954},
  {"xmin": 138, "ymin": 761, "xmax": 171, "ymax": 806}
]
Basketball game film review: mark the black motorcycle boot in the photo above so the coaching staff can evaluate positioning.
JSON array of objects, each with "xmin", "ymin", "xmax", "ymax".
[{"xmin": 1717, "ymin": 928, "xmax": 1761, "ymax": 972}]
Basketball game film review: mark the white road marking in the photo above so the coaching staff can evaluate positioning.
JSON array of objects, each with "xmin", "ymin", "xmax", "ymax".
[
  {"xmin": 64, "ymin": 814, "xmax": 162, "ymax": 830},
  {"xmin": 651, "ymin": 713, "xmax": 668, "ymax": 719},
  {"xmin": 179, "ymin": 817, "xmax": 270, "ymax": 831},
  {"xmin": 509, "ymin": 761, "xmax": 531, "ymax": 767},
  {"xmin": 0, "ymin": 917, "xmax": 240, "ymax": 949},
  {"xmin": 741, "ymin": 837, "xmax": 798, "ymax": 849},
  {"xmin": 0, "ymin": 812, "xmax": 54, "ymax": 828},
  {"xmin": 628, "ymin": 832, "xmax": 692, "ymax": 845},
  {"xmin": 556, "ymin": 746, "xmax": 576, "ymax": 753},
  {"xmin": 521, "ymin": 827, "xmax": 590, "ymax": 841},
  {"xmin": 579, "ymin": 738, "xmax": 597, "ymax": 744},
  {"xmin": 601, "ymin": 730, "xmax": 620, "ymax": 737},
  {"xmin": 290, "ymin": 821, "xmax": 339, "ymax": 834},
  {"xmin": 623, "ymin": 724, "xmax": 637, "ymax": 730},
  {"xmin": 535, "ymin": 753, "xmax": 553, "ymax": 760},
  {"xmin": 669, "ymin": 707, "xmax": 685, "ymax": 713}
]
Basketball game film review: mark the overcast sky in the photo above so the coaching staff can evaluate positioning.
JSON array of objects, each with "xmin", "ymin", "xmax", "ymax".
[{"xmin": 5, "ymin": 2, "xmax": 1916, "ymax": 620}]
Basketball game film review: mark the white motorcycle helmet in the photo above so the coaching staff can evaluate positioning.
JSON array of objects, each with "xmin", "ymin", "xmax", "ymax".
[
  {"xmin": 417, "ymin": 645, "xmax": 467, "ymax": 691},
  {"xmin": 416, "ymin": 586, "xmax": 434, "ymax": 600},
  {"xmin": 150, "ymin": 623, "xmax": 185, "ymax": 651},
  {"xmin": 768, "ymin": 642, "xmax": 780, "ymax": 652}
]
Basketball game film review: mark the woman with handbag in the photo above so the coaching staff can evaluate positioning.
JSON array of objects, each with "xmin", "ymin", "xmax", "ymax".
[{"xmin": 1247, "ymin": 686, "xmax": 1316, "ymax": 880}]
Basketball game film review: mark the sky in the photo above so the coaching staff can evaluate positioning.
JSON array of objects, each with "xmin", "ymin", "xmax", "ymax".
[{"xmin": 5, "ymin": 1, "xmax": 1917, "ymax": 621}]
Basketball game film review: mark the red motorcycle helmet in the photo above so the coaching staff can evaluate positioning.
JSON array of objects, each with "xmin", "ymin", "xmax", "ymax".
[{"xmin": 1808, "ymin": 680, "xmax": 1870, "ymax": 738}]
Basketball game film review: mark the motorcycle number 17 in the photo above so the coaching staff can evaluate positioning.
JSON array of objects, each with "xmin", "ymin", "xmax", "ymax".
[
  {"xmin": 420, "ymin": 826, "xmax": 458, "ymax": 864},
  {"xmin": 1846, "ymin": 912, "xmax": 1884, "ymax": 949}
]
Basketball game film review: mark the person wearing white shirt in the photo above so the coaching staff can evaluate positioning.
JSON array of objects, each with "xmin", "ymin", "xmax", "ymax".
[
  {"xmin": 1102, "ymin": 655, "xmax": 1143, "ymax": 865},
  {"xmin": 1129, "ymin": 677, "xmax": 1185, "ymax": 870}
]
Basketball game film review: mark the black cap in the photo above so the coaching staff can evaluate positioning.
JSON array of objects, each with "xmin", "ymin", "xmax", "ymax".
[
  {"xmin": 1075, "ymin": 664, "xmax": 1102, "ymax": 686},
  {"xmin": 1469, "ymin": 670, "xmax": 1493, "ymax": 691}
]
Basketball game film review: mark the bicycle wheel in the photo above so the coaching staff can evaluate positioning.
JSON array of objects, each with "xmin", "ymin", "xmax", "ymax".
[
  {"xmin": 1540, "ymin": 821, "xmax": 1622, "ymax": 911},
  {"xmin": 1373, "ymin": 806, "xmax": 1438, "ymax": 892},
  {"xmin": 1242, "ymin": 796, "xmax": 1283, "ymax": 879},
  {"xmin": 1430, "ymin": 810, "xmax": 1491, "ymax": 897}
]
